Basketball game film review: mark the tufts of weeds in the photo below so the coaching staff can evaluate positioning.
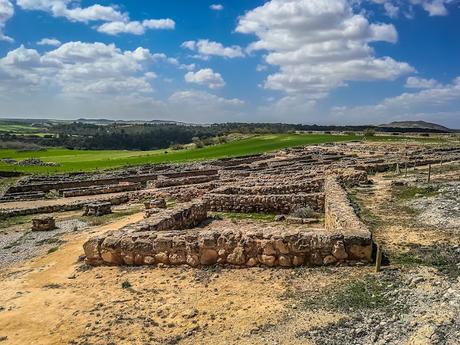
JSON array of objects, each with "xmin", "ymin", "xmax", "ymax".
[
  {"xmin": 121, "ymin": 280, "xmax": 132, "ymax": 289},
  {"xmin": 36, "ymin": 237, "xmax": 65, "ymax": 246},
  {"xmin": 393, "ymin": 185, "xmax": 439, "ymax": 200},
  {"xmin": 210, "ymin": 211, "xmax": 276, "ymax": 222},
  {"xmin": 43, "ymin": 283, "xmax": 61, "ymax": 289},
  {"xmin": 301, "ymin": 274, "xmax": 404, "ymax": 313},
  {"xmin": 0, "ymin": 215, "xmax": 33, "ymax": 229},
  {"xmin": 391, "ymin": 244, "xmax": 460, "ymax": 279},
  {"xmin": 348, "ymin": 190, "xmax": 383, "ymax": 231},
  {"xmin": 47, "ymin": 246, "xmax": 59, "ymax": 254}
]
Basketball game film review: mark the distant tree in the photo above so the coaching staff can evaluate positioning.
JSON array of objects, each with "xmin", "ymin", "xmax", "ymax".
[{"xmin": 364, "ymin": 128, "xmax": 376, "ymax": 137}]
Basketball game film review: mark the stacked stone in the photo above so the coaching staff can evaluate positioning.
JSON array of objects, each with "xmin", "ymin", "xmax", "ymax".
[
  {"xmin": 212, "ymin": 178, "xmax": 324, "ymax": 195},
  {"xmin": 0, "ymin": 195, "xmax": 128, "ymax": 220},
  {"xmin": 61, "ymin": 182, "xmax": 141, "ymax": 197},
  {"xmin": 84, "ymin": 201, "xmax": 209, "ymax": 265},
  {"xmin": 203, "ymin": 193, "xmax": 324, "ymax": 214},
  {"xmin": 155, "ymin": 174, "xmax": 219, "ymax": 188},
  {"xmin": 144, "ymin": 197, "xmax": 167, "ymax": 210},
  {"xmin": 32, "ymin": 216, "xmax": 56, "ymax": 231},
  {"xmin": 84, "ymin": 226, "xmax": 372, "ymax": 267},
  {"xmin": 324, "ymin": 176, "xmax": 370, "ymax": 240},
  {"xmin": 83, "ymin": 202, "xmax": 112, "ymax": 217}
]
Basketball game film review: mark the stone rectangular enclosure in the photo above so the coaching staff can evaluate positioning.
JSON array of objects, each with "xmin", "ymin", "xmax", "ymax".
[{"xmin": 83, "ymin": 173, "xmax": 372, "ymax": 267}]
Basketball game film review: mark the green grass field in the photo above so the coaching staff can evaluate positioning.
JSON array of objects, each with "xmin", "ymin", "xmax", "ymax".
[
  {"xmin": 0, "ymin": 122, "xmax": 47, "ymax": 135},
  {"xmin": 0, "ymin": 133, "xmax": 448, "ymax": 174}
]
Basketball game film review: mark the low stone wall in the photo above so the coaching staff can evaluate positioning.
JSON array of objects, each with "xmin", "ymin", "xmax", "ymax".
[
  {"xmin": 161, "ymin": 169, "xmax": 218, "ymax": 179},
  {"xmin": 82, "ymin": 178, "xmax": 374, "ymax": 268},
  {"xmin": 62, "ymin": 182, "xmax": 141, "ymax": 197},
  {"xmin": 332, "ymin": 169, "xmax": 368, "ymax": 187},
  {"xmin": 32, "ymin": 216, "xmax": 56, "ymax": 231},
  {"xmin": 155, "ymin": 175, "xmax": 219, "ymax": 188},
  {"xmin": 84, "ymin": 201, "xmax": 208, "ymax": 265},
  {"xmin": 6, "ymin": 173, "xmax": 159, "ymax": 194},
  {"xmin": 83, "ymin": 202, "xmax": 112, "ymax": 216},
  {"xmin": 212, "ymin": 154, "xmax": 270, "ymax": 167},
  {"xmin": 6, "ymin": 169, "xmax": 219, "ymax": 195},
  {"xmin": 0, "ymin": 191, "xmax": 46, "ymax": 202},
  {"xmin": 324, "ymin": 176, "xmax": 372, "ymax": 261},
  {"xmin": 203, "ymin": 193, "xmax": 324, "ymax": 214},
  {"xmin": 212, "ymin": 178, "xmax": 324, "ymax": 195},
  {"xmin": 0, "ymin": 195, "xmax": 129, "ymax": 220},
  {"xmin": 84, "ymin": 225, "xmax": 371, "ymax": 267}
]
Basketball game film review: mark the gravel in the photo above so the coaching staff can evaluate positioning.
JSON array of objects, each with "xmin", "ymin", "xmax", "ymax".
[
  {"xmin": 0, "ymin": 219, "xmax": 88, "ymax": 266},
  {"xmin": 409, "ymin": 182, "xmax": 460, "ymax": 231}
]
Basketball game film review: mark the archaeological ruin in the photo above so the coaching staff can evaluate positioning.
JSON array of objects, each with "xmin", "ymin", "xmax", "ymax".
[{"xmin": 1, "ymin": 142, "xmax": 459, "ymax": 268}]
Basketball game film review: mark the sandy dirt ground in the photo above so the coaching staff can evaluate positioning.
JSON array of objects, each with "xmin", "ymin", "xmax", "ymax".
[{"xmin": 0, "ymin": 163, "xmax": 459, "ymax": 345}]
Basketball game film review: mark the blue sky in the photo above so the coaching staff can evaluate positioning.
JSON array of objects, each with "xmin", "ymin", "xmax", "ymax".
[{"xmin": 0, "ymin": 0, "xmax": 459, "ymax": 127}]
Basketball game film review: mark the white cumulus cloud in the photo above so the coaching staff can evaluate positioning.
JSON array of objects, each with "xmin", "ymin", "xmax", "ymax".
[
  {"xmin": 16, "ymin": 0, "xmax": 126, "ymax": 22},
  {"xmin": 181, "ymin": 39, "xmax": 244, "ymax": 59},
  {"xmin": 184, "ymin": 68, "xmax": 225, "ymax": 89},
  {"xmin": 405, "ymin": 76, "xmax": 440, "ymax": 89},
  {"xmin": 0, "ymin": 0, "xmax": 14, "ymax": 42},
  {"xmin": 329, "ymin": 76, "xmax": 460, "ymax": 126},
  {"xmin": 0, "ymin": 41, "xmax": 164, "ymax": 97},
  {"xmin": 97, "ymin": 19, "xmax": 175, "ymax": 35},
  {"xmin": 371, "ymin": 0, "xmax": 455, "ymax": 17},
  {"xmin": 210, "ymin": 4, "xmax": 224, "ymax": 11},
  {"xmin": 16, "ymin": 0, "xmax": 175, "ymax": 35},
  {"xmin": 236, "ymin": 0, "xmax": 413, "ymax": 102},
  {"xmin": 37, "ymin": 38, "xmax": 61, "ymax": 46}
]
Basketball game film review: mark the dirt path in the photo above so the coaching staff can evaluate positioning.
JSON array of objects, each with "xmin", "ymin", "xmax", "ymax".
[
  {"xmin": 0, "ymin": 213, "xmax": 144, "ymax": 345},
  {"xmin": 0, "ymin": 212, "xmax": 298, "ymax": 345}
]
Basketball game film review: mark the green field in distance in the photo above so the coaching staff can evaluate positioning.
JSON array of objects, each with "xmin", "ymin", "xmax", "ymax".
[{"xmin": 0, "ymin": 133, "xmax": 448, "ymax": 174}]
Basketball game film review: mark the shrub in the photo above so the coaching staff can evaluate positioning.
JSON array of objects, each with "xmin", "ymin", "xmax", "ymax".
[
  {"xmin": 121, "ymin": 280, "xmax": 132, "ymax": 289},
  {"xmin": 364, "ymin": 128, "xmax": 376, "ymax": 137},
  {"xmin": 170, "ymin": 144, "xmax": 184, "ymax": 150},
  {"xmin": 290, "ymin": 206, "xmax": 315, "ymax": 218}
]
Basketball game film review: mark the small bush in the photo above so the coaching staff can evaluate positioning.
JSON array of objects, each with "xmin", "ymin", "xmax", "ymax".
[
  {"xmin": 170, "ymin": 144, "xmax": 184, "ymax": 151},
  {"xmin": 364, "ymin": 128, "xmax": 376, "ymax": 137},
  {"xmin": 47, "ymin": 246, "xmax": 59, "ymax": 254},
  {"xmin": 290, "ymin": 206, "xmax": 315, "ymax": 219},
  {"xmin": 121, "ymin": 280, "xmax": 132, "ymax": 289}
]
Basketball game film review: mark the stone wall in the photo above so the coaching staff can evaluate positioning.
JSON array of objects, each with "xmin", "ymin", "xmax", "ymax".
[
  {"xmin": 84, "ymin": 201, "xmax": 208, "ymax": 265},
  {"xmin": 0, "ymin": 194, "xmax": 129, "ymax": 220},
  {"xmin": 203, "ymin": 193, "xmax": 324, "ymax": 214},
  {"xmin": 211, "ymin": 178, "xmax": 324, "ymax": 195},
  {"xmin": 324, "ymin": 176, "xmax": 372, "ymax": 261},
  {"xmin": 155, "ymin": 175, "xmax": 219, "ymax": 188},
  {"xmin": 83, "ymin": 176, "xmax": 374, "ymax": 268},
  {"xmin": 5, "ymin": 169, "xmax": 218, "ymax": 194},
  {"xmin": 62, "ymin": 182, "xmax": 141, "ymax": 197},
  {"xmin": 84, "ymin": 225, "xmax": 371, "ymax": 267}
]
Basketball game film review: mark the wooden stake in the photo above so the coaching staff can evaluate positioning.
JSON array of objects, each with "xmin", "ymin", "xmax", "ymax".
[
  {"xmin": 396, "ymin": 163, "xmax": 400, "ymax": 174},
  {"xmin": 375, "ymin": 244, "xmax": 382, "ymax": 273},
  {"xmin": 404, "ymin": 162, "xmax": 408, "ymax": 177},
  {"xmin": 427, "ymin": 164, "xmax": 431, "ymax": 183}
]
